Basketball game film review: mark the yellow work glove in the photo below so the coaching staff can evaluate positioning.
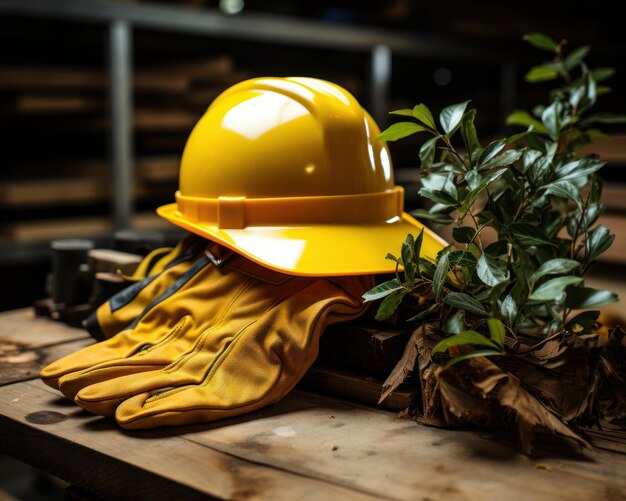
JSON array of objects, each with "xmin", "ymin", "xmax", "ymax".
[
  {"xmin": 42, "ymin": 240, "xmax": 230, "ymax": 391},
  {"xmin": 85, "ymin": 235, "xmax": 208, "ymax": 341},
  {"xmin": 41, "ymin": 247, "xmax": 372, "ymax": 429}
]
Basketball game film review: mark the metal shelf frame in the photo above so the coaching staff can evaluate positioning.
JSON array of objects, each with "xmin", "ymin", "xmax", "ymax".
[{"xmin": 0, "ymin": 0, "xmax": 506, "ymax": 236}]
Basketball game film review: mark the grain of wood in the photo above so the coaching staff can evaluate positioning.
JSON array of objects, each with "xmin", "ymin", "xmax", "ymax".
[
  {"xmin": 0, "ymin": 380, "xmax": 379, "ymax": 501},
  {"xmin": 0, "ymin": 213, "xmax": 172, "ymax": 242},
  {"xmin": 0, "ymin": 309, "xmax": 92, "ymax": 386},
  {"xmin": 300, "ymin": 366, "xmax": 414, "ymax": 411}
]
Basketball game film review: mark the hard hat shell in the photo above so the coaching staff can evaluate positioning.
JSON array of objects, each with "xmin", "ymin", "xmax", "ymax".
[{"xmin": 157, "ymin": 77, "xmax": 447, "ymax": 276}]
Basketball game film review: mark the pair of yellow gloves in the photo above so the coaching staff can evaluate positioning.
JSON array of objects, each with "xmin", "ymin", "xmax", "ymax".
[{"xmin": 41, "ymin": 236, "xmax": 373, "ymax": 429}]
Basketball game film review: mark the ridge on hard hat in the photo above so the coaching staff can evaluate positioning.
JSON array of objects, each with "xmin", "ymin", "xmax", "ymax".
[{"xmin": 157, "ymin": 76, "xmax": 447, "ymax": 276}]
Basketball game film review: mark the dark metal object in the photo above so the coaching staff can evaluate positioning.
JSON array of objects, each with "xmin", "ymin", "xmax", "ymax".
[
  {"xmin": 109, "ymin": 19, "xmax": 134, "ymax": 232},
  {"xmin": 50, "ymin": 239, "xmax": 94, "ymax": 310}
]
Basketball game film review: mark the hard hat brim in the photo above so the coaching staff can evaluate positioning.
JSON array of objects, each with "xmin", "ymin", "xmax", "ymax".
[{"xmin": 157, "ymin": 203, "xmax": 447, "ymax": 276}]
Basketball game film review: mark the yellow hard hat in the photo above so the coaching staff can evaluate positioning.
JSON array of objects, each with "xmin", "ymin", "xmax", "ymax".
[{"xmin": 157, "ymin": 77, "xmax": 446, "ymax": 276}]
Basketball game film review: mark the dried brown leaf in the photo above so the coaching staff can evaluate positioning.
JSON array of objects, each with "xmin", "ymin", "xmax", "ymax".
[
  {"xmin": 497, "ymin": 367, "xmax": 591, "ymax": 454},
  {"xmin": 379, "ymin": 323, "xmax": 427, "ymax": 403},
  {"xmin": 415, "ymin": 323, "xmax": 445, "ymax": 423},
  {"xmin": 500, "ymin": 332, "xmax": 601, "ymax": 424},
  {"xmin": 438, "ymin": 367, "xmax": 496, "ymax": 425}
]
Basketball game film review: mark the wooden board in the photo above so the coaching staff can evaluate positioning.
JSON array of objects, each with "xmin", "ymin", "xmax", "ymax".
[
  {"xmin": 0, "ymin": 212, "xmax": 172, "ymax": 243},
  {"xmin": 0, "ymin": 309, "xmax": 92, "ymax": 386},
  {"xmin": 2, "ymin": 378, "xmax": 626, "ymax": 501},
  {"xmin": 300, "ymin": 366, "xmax": 414, "ymax": 412},
  {"xmin": 0, "ymin": 381, "xmax": 374, "ymax": 501}
]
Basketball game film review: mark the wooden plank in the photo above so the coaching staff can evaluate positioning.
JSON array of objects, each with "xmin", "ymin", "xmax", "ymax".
[
  {"xmin": 0, "ymin": 309, "xmax": 89, "ymax": 346},
  {"xmin": 12, "ymin": 95, "xmax": 104, "ymax": 114},
  {"xmin": 184, "ymin": 391, "xmax": 626, "ymax": 501},
  {"xmin": 0, "ymin": 212, "xmax": 172, "ymax": 242},
  {"xmin": 300, "ymin": 366, "xmax": 414, "ymax": 412},
  {"xmin": 0, "ymin": 309, "xmax": 92, "ymax": 386},
  {"xmin": 0, "ymin": 380, "xmax": 378, "ymax": 501},
  {"xmin": 0, "ymin": 338, "xmax": 93, "ymax": 387}
]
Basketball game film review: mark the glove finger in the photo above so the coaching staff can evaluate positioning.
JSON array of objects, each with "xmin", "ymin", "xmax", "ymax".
[
  {"xmin": 56, "ymin": 315, "xmax": 195, "ymax": 399},
  {"xmin": 41, "ymin": 315, "xmax": 191, "ymax": 391},
  {"xmin": 71, "ymin": 322, "xmax": 237, "ymax": 415},
  {"xmin": 74, "ymin": 368, "xmax": 197, "ymax": 416}
]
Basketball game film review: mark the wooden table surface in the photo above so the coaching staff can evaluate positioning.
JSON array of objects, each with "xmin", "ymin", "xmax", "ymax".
[{"xmin": 1, "ymin": 308, "xmax": 626, "ymax": 501}]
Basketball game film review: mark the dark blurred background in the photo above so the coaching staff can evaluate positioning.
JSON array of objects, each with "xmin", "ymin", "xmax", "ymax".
[{"xmin": 0, "ymin": 0, "xmax": 625, "ymax": 310}]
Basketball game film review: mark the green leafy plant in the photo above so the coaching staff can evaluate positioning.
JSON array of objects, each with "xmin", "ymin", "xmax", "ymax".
[{"xmin": 363, "ymin": 33, "xmax": 626, "ymax": 453}]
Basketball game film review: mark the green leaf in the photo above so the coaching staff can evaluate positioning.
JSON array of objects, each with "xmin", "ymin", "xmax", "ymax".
[
  {"xmin": 433, "ymin": 251, "xmax": 450, "ymax": 302},
  {"xmin": 500, "ymin": 295, "xmax": 518, "ymax": 328},
  {"xmin": 413, "ymin": 228, "xmax": 424, "ymax": 263},
  {"xmin": 487, "ymin": 317, "xmax": 506, "ymax": 348},
  {"xmin": 446, "ymin": 250, "xmax": 478, "ymax": 269},
  {"xmin": 389, "ymin": 108, "xmax": 414, "ymax": 117},
  {"xmin": 557, "ymin": 158, "xmax": 605, "ymax": 182},
  {"xmin": 385, "ymin": 252, "xmax": 398, "ymax": 263},
  {"xmin": 418, "ymin": 188, "xmax": 458, "ymax": 206},
  {"xmin": 419, "ymin": 258, "xmax": 437, "ymax": 278},
  {"xmin": 585, "ymin": 225, "xmax": 615, "ymax": 261},
  {"xmin": 582, "ymin": 113, "xmax": 626, "ymax": 125},
  {"xmin": 542, "ymin": 100, "xmax": 562, "ymax": 139},
  {"xmin": 529, "ymin": 276, "xmax": 583, "ymax": 301},
  {"xmin": 443, "ymin": 309, "xmax": 466, "ymax": 334},
  {"xmin": 460, "ymin": 168, "xmax": 508, "ymax": 213},
  {"xmin": 478, "ymin": 139, "xmax": 506, "ymax": 166},
  {"xmin": 432, "ymin": 330, "xmax": 501, "ymax": 355},
  {"xmin": 507, "ymin": 223, "xmax": 554, "ymax": 247},
  {"xmin": 543, "ymin": 180, "xmax": 581, "ymax": 205},
  {"xmin": 586, "ymin": 71, "xmax": 597, "ymax": 106},
  {"xmin": 444, "ymin": 349, "xmax": 504, "ymax": 368},
  {"xmin": 525, "ymin": 65, "xmax": 559, "ymax": 82},
  {"xmin": 439, "ymin": 100, "xmax": 471, "ymax": 134},
  {"xmin": 566, "ymin": 310, "xmax": 600, "ymax": 332},
  {"xmin": 401, "ymin": 234, "xmax": 414, "ymax": 271},
  {"xmin": 565, "ymin": 287, "xmax": 618, "ymax": 309},
  {"xmin": 413, "ymin": 103, "xmax": 437, "ymax": 130},
  {"xmin": 411, "ymin": 208, "xmax": 454, "ymax": 224},
  {"xmin": 443, "ymin": 292, "xmax": 488, "ymax": 316},
  {"xmin": 564, "ymin": 46, "xmax": 590, "ymax": 70},
  {"xmin": 506, "ymin": 110, "xmax": 548, "ymax": 134},
  {"xmin": 419, "ymin": 136, "xmax": 439, "ymax": 170},
  {"xmin": 374, "ymin": 289, "xmax": 409, "ymax": 321},
  {"xmin": 406, "ymin": 303, "xmax": 439, "ymax": 322},
  {"xmin": 452, "ymin": 226, "xmax": 475, "ymax": 244},
  {"xmin": 569, "ymin": 86, "xmax": 586, "ymax": 109},
  {"xmin": 523, "ymin": 33, "xmax": 558, "ymax": 52},
  {"xmin": 362, "ymin": 278, "xmax": 404, "ymax": 302},
  {"xmin": 530, "ymin": 258, "xmax": 579, "ymax": 286},
  {"xmin": 461, "ymin": 109, "xmax": 481, "ymax": 163},
  {"xmin": 591, "ymin": 67, "xmax": 615, "ymax": 83},
  {"xmin": 477, "ymin": 253, "xmax": 508, "ymax": 286},
  {"xmin": 465, "ymin": 169, "xmax": 482, "ymax": 190},
  {"xmin": 478, "ymin": 149, "xmax": 524, "ymax": 172},
  {"xmin": 378, "ymin": 122, "xmax": 430, "ymax": 142}
]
